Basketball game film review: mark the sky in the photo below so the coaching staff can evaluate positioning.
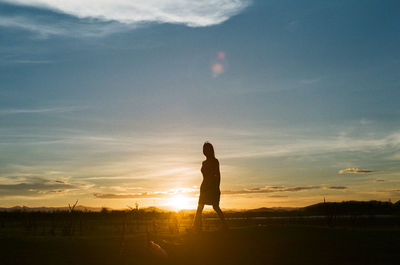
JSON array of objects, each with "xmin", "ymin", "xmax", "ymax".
[{"xmin": 0, "ymin": 0, "xmax": 400, "ymax": 210}]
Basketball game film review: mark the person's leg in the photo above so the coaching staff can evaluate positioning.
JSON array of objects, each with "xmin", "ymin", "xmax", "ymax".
[
  {"xmin": 193, "ymin": 203, "xmax": 204, "ymax": 230},
  {"xmin": 213, "ymin": 204, "xmax": 228, "ymax": 229}
]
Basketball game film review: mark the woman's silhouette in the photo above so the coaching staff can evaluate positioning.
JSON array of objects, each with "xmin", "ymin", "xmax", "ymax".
[{"xmin": 193, "ymin": 142, "xmax": 227, "ymax": 230}]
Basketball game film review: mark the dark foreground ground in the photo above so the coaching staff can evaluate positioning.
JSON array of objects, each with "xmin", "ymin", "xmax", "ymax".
[{"xmin": 2, "ymin": 224, "xmax": 399, "ymax": 265}]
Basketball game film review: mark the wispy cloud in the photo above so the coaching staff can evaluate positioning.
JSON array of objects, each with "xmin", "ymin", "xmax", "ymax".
[
  {"xmin": 360, "ymin": 118, "xmax": 373, "ymax": 125},
  {"xmin": 338, "ymin": 168, "xmax": 375, "ymax": 174},
  {"xmin": 94, "ymin": 185, "xmax": 321, "ymax": 199},
  {"xmin": 94, "ymin": 192, "xmax": 160, "ymax": 199},
  {"xmin": 221, "ymin": 130, "xmax": 400, "ymax": 160},
  {"xmin": 298, "ymin": 77, "xmax": 322, "ymax": 85},
  {"xmin": 94, "ymin": 187, "xmax": 197, "ymax": 199},
  {"xmin": 0, "ymin": 15, "xmax": 65, "ymax": 37},
  {"xmin": 223, "ymin": 186, "xmax": 321, "ymax": 195},
  {"xmin": 327, "ymin": 186, "xmax": 347, "ymax": 190},
  {"xmin": 0, "ymin": 106, "xmax": 85, "ymax": 115},
  {"xmin": 3, "ymin": 59, "xmax": 53, "ymax": 64},
  {"xmin": 0, "ymin": 15, "xmax": 130, "ymax": 38},
  {"xmin": 376, "ymin": 189, "xmax": 400, "ymax": 196},
  {"xmin": 0, "ymin": 177, "xmax": 76, "ymax": 197},
  {"xmin": 1, "ymin": 0, "xmax": 250, "ymax": 38}
]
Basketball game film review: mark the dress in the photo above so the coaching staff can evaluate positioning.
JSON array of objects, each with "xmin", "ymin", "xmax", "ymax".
[{"xmin": 198, "ymin": 158, "xmax": 221, "ymax": 205}]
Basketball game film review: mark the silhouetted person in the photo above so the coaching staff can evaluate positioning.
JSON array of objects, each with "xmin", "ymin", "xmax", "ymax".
[{"xmin": 193, "ymin": 142, "xmax": 227, "ymax": 231}]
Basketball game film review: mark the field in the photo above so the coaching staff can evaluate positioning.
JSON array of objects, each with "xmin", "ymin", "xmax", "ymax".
[{"xmin": 1, "ymin": 209, "xmax": 399, "ymax": 265}]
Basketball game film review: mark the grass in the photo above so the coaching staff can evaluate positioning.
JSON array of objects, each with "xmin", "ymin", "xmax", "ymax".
[{"xmin": 0, "ymin": 211, "xmax": 399, "ymax": 265}]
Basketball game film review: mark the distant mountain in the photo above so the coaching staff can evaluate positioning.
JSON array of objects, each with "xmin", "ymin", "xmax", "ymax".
[
  {"xmin": 0, "ymin": 200, "xmax": 399, "ymax": 215},
  {"xmin": 246, "ymin": 207, "xmax": 298, "ymax": 212},
  {"xmin": 242, "ymin": 200, "xmax": 400, "ymax": 217},
  {"xmin": 0, "ymin": 205, "xmax": 102, "ymax": 212},
  {"xmin": 0, "ymin": 205, "xmax": 168, "ymax": 213},
  {"xmin": 302, "ymin": 200, "xmax": 399, "ymax": 216}
]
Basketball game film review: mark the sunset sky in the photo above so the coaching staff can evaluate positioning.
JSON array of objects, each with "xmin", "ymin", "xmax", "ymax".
[{"xmin": 1, "ymin": 0, "xmax": 400, "ymax": 210}]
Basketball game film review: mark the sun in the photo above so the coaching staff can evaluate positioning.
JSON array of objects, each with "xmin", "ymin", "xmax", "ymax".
[{"xmin": 166, "ymin": 195, "xmax": 194, "ymax": 211}]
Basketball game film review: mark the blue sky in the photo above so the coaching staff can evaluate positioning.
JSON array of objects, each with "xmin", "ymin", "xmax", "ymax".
[{"xmin": 1, "ymin": 0, "xmax": 400, "ymax": 209}]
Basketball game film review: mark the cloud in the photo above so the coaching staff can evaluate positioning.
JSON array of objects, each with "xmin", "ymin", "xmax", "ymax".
[
  {"xmin": 376, "ymin": 189, "xmax": 400, "ymax": 195},
  {"xmin": 220, "ymin": 130, "xmax": 400, "ymax": 160},
  {"xmin": 338, "ymin": 168, "xmax": 374, "ymax": 174},
  {"xmin": 94, "ymin": 192, "xmax": 161, "ymax": 199},
  {"xmin": 360, "ymin": 118, "xmax": 373, "ymax": 125},
  {"xmin": 220, "ymin": 185, "xmax": 321, "ymax": 195},
  {"xmin": 298, "ymin": 77, "xmax": 322, "ymax": 85},
  {"xmin": 0, "ymin": 106, "xmax": 85, "ymax": 115},
  {"xmin": 55, "ymin": 180, "xmax": 66, "ymax": 184},
  {"xmin": 93, "ymin": 185, "xmax": 321, "ymax": 199},
  {"xmin": 0, "ymin": 15, "xmax": 64, "ymax": 36},
  {"xmin": 286, "ymin": 20, "xmax": 300, "ymax": 32},
  {"xmin": 2, "ymin": 0, "xmax": 250, "ymax": 28},
  {"xmin": 327, "ymin": 186, "xmax": 347, "ymax": 190},
  {"xmin": 0, "ymin": 15, "xmax": 130, "ymax": 38},
  {"xmin": 94, "ymin": 187, "xmax": 197, "ymax": 199},
  {"xmin": 0, "ymin": 177, "xmax": 76, "ymax": 197},
  {"xmin": 2, "ymin": 59, "xmax": 53, "ymax": 64}
]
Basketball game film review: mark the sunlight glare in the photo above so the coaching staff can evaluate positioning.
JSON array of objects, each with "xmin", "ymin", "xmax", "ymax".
[{"xmin": 167, "ymin": 195, "xmax": 194, "ymax": 211}]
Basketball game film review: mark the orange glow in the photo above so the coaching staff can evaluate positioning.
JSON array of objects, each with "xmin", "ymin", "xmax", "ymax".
[{"xmin": 166, "ymin": 195, "xmax": 196, "ymax": 211}]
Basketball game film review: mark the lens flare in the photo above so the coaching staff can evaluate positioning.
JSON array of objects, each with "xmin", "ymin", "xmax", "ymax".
[
  {"xmin": 211, "ymin": 51, "xmax": 227, "ymax": 77},
  {"xmin": 218, "ymin": 51, "xmax": 226, "ymax": 59},
  {"xmin": 212, "ymin": 63, "xmax": 224, "ymax": 76}
]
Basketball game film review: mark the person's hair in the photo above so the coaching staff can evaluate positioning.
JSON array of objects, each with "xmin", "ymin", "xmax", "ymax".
[{"xmin": 203, "ymin": 141, "xmax": 215, "ymax": 159}]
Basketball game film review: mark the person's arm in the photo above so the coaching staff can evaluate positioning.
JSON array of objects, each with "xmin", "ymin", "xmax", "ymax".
[{"xmin": 215, "ymin": 160, "xmax": 221, "ymax": 187}]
